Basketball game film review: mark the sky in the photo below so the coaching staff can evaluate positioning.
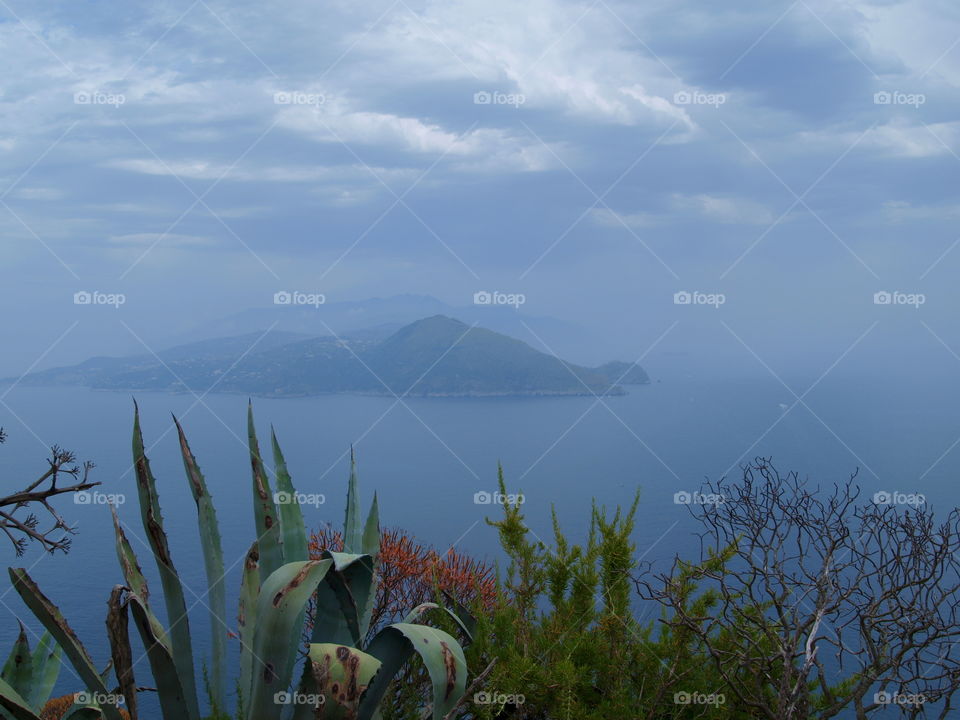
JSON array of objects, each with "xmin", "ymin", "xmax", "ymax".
[{"xmin": 1, "ymin": 0, "xmax": 960, "ymax": 381}]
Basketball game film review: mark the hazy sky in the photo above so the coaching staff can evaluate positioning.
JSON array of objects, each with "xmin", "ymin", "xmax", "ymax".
[{"xmin": 1, "ymin": 0, "xmax": 959, "ymax": 379}]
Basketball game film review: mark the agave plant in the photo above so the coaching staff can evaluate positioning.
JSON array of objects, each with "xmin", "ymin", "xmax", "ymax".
[
  {"xmin": 0, "ymin": 403, "xmax": 471, "ymax": 720},
  {"xmin": 0, "ymin": 624, "xmax": 62, "ymax": 718}
]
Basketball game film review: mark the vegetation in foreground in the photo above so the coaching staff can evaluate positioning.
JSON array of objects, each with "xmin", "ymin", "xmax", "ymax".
[{"xmin": 1, "ymin": 415, "xmax": 959, "ymax": 719}]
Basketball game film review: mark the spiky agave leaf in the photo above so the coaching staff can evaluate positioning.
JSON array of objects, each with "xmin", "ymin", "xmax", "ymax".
[
  {"xmin": 291, "ymin": 644, "xmax": 381, "ymax": 720},
  {"xmin": 26, "ymin": 633, "xmax": 60, "ymax": 712},
  {"xmin": 131, "ymin": 403, "xmax": 199, "ymax": 720},
  {"xmin": 6, "ymin": 569, "xmax": 122, "ymax": 720},
  {"xmin": 0, "ymin": 677, "xmax": 41, "ymax": 720},
  {"xmin": 237, "ymin": 541, "xmax": 260, "ymax": 717},
  {"xmin": 105, "ymin": 587, "xmax": 137, "ymax": 720},
  {"xmin": 174, "ymin": 415, "xmax": 227, "ymax": 712},
  {"xmin": 247, "ymin": 560, "xmax": 333, "ymax": 720},
  {"xmin": 310, "ymin": 552, "xmax": 375, "ymax": 648},
  {"xmin": 248, "ymin": 403, "xmax": 284, "ymax": 578},
  {"xmin": 343, "ymin": 448, "xmax": 363, "ymax": 554},
  {"xmin": 127, "ymin": 592, "xmax": 192, "ymax": 720},
  {"xmin": 360, "ymin": 624, "xmax": 467, "ymax": 720},
  {"xmin": 0, "ymin": 623, "xmax": 31, "ymax": 703},
  {"xmin": 109, "ymin": 505, "xmax": 168, "ymax": 650},
  {"xmin": 237, "ymin": 541, "xmax": 260, "ymax": 720},
  {"xmin": 270, "ymin": 427, "xmax": 308, "ymax": 562}
]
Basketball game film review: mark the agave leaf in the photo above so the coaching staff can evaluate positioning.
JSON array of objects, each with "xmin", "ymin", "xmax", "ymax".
[
  {"xmin": 291, "ymin": 644, "xmax": 381, "ymax": 720},
  {"xmin": 343, "ymin": 449, "xmax": 362, "ymax": 553},
  {"xmin": 310, "ymin": 551, "xmax": 375, "ymax": 648},
  {"xmin": 131, "ymin": 404, "xmax": 200, "ymax": 720},
  {"xmin": 402, "ymin": 602, "xmax": 474, "ymax": 643},
  {"xmin": 360, "ymin": 623, "xmax": 467, "ymax": 720},
  {"xmin": 174, "ymin": 415, "xmax": 227, "ymax": 712},
  {"xmin": 0, "ymin": 677, "xmax": 41, "ymax": 720},
  {"xmin": 105, "ymin": 587, "xmax": 137, "ymax": 720},
  {"xmin": 270, "ymin": 428, "xmax": 308, "ymax": 562},
  {"xmin": 6, "ymin": 569, "xmax": 122, "ymax": 720},
  {"xmin": 248, "ymin": 403, "xmax": 283, "ymax": 578},
  {"xmin": 26, "ymin": 632, "xmax": 60, "ymax": 712},
  {"xmin": 0, "ymin": 624, "xmax": 31, "ymax": 702},
  {"xmin": 362, "ymin": 492, "xmax": 380, "ymax": 559},
  {"xmin": 441, "ymin": 591, "xmax": 477, "ymax": 644},
  {"xmin": 247, "ymin": 560, "xmax": 333, "ymax": 720},
  {"xmin": 108, "ymin": 506, "xmax": 168, "ymax": 649},
  {"xmin": 127, "ymin": 593, "xmax": 192, "ymax": 720},
  {"xmin": 62, "ymin": 708, "xmax": 104, "ymax": 720},
  {"xmin": 237, "ymin": 542, "xmax": 259, "ymax": 720}
]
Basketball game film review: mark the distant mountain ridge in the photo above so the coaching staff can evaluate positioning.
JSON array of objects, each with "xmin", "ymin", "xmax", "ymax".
[{"xmin": 14, "ymin": 316, "xmax": 650, "ymax": 398}]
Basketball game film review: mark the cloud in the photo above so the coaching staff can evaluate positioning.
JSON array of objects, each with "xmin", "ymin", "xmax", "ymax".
[
  {"xmin": 108, "ymin": 233, "xmax": 217, "ymax": 247},
  {"xmin": 592, "ymin": 194, "xmax": 776, "ymax": 228},
  {"xmin": 671, "ymin": 193, "xmax": 776, "ymax": 225}
]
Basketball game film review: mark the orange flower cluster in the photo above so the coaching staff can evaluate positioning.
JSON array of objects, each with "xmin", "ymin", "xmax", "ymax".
[{"xmin": 308, "ymin": 527, "xmax": 498, "ymax": 634}]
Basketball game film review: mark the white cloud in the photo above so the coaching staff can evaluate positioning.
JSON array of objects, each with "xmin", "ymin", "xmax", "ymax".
[
  {"xmin": 108, "ymin": 233, "xmax": 217, "ymax": 247},
  {"xmin": 671, "ymin": 193, "xmax": 775, "ymax": 225},
  {"xmin": 349, "ymin": 0, "xmax": 688, "ymax": 127},
  {"xmin": 592, "ymin": 194, "xmax": 776, "ymax": 228}
]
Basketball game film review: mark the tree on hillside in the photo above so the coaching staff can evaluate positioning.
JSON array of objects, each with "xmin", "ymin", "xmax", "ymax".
[{"xmin": 639, "ymin": 458, "xmax": 960, "ymax": 719}]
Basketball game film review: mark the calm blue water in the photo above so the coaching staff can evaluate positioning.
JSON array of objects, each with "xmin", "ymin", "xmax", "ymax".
[{"xmin": 1, "ymin": 370, "xmax": 957, "ymax": 716}]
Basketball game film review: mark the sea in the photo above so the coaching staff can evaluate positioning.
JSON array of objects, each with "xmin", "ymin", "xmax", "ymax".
[{"xmin": 0, "ymin": 365, "xmax": 956, "ymax": 717}]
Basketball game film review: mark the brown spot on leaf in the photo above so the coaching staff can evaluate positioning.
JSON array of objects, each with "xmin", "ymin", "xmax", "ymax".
[{"xmin": 441, "ymin": 641, "xmax": 457, "ymax": 699}]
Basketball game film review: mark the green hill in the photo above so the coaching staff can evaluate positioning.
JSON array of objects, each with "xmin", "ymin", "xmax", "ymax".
[{"xmin": 14, "ymin": 316, "xmax": 649, "ymax": 398}]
